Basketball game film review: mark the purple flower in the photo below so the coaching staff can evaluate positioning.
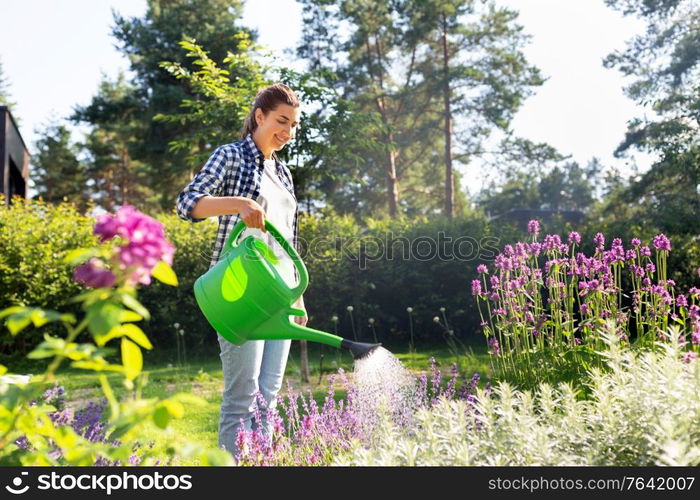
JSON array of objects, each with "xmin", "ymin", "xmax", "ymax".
[
  {"xmin": 487, "ymin": 337, "xmax": 500, "ymax": 356},
  {"xmin": 682, "ymin": 351, "xmax": 697, "ymax": 363},
  {"xmin": 631, "ymin": 238, "xmax": 641, "ymax": 247},
  {"xmin": 476, "ymin": 264, "xmax": 488, "ymax": 274},
  {"xmin": 568, "ymin": 232, "xmax": 581, "ymax": 244},
  {"xmin": 94, "ymin": 205, "xmax": 175, "ymax": 286},
  {"xmin": 640, "ymin": 246, "xmax": 651, "ymax": 257},
  {"xmin": 471, "ymin": 279, "xmax": 482, "ymax": 297},
  {"xmin": 677, "ymin": 295, "xmax": 688, "ymax": 307},
  {"xmin": 527, "ymin": 219, "xmax": 540, "ymax": 236},
  {"xmin": 652, "ymin": 234, "xmax": 671, "ymax": 251},
  {"xmin": 73, "ymin": 258, "xmax": 116, "ymax": 288},
  {"xmin": 593, "ymin": 232, "xmax": 605, "ymax": 248}
]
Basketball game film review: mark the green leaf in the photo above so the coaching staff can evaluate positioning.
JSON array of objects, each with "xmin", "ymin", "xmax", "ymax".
[
  {"xmin": 71, "ymin": 360, "xmax": 124, "ymax": 373},
  {"xmin": 152, "ymin": 406, "xmax": 171, "ymax": 429},
  {"xmin": 0, "ymin": 306, "xmax": 26, "ymax": 320},
  {"xmin": 118, "ymin": 310, "xmax": 142, "ymax": 323},
  {"xmin": 118, "ymin": 293, "xmax": 150, "ymax": 320},
  {"xmin": 121, "ymin": 338, "xmax": 142, "ymax": 380},
  {"xmin": 6, "ymin": 313, "xmax": 31, "ymax": 335},
  {"xmin": 120, "ymin": 324, "xmax": 153, "ymax": 350},
  {"xmin": 86, "ymin": 301, "xmax": 123, "ymax": 336},
  {"xmin": 161, "ymin": 399, "xmax": 184, "ymax": 419},
  {"xmin": 63, "ymin": 248, "xmax": 98, "ymax": 266},
  {"xmin": 151, "ymin": 261, "xmax": 179, "ymax": 286}
]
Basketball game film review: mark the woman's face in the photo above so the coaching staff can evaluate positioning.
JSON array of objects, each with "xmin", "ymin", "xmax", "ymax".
[{"xmin": 254, "ymin": 103, "xmax": 301, "ymax": 154}]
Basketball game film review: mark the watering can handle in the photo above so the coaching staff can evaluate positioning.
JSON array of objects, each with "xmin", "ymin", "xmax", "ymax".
[{"xmin": 220, "ymin": 219, "xmax": 309, "ymax": 296}]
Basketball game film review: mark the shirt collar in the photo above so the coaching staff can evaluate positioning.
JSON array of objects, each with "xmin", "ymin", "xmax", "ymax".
[{"xmin": 244, "ymin": 133, "xmax": 283, "ymax": 168}]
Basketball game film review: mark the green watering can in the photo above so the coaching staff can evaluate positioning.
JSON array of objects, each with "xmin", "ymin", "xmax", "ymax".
[{"xmin": 194, "ymin": 219, "xmax": 380, "ymax": 359}]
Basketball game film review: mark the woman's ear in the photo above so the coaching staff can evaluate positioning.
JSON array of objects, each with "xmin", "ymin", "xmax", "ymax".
[{"xmin": 255, "ymin": 108, "xmax": 265, "ymax": 127}]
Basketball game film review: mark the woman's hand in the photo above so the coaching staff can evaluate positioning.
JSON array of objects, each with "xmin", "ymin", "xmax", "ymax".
[
  {"xmin": 293, "ymin": 296, "xmax": 308, "ymax": 326},
  {"xmin": 236, "ymin": 197, "xmax": 266, "ymax": 232}
]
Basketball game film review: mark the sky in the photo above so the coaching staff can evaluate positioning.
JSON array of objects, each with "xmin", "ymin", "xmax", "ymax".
[{"xmin": 0, "ymin": 0, "xmax": 655, "ymax": 195}]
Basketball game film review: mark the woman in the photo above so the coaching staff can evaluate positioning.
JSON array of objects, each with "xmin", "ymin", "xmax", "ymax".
[{"xmin": 176, "ymin": 83, "xmax": 305, "ymax": 456}]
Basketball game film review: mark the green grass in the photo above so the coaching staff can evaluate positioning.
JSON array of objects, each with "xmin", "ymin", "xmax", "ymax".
[{"xmin": 50, "ymin": 341, "xmax": 492, "ymax": 465}]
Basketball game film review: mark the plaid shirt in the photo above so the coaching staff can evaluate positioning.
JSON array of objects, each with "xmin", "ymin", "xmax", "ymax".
[{"xmin": 176, "ymin": 134, "xmax": 298, "ymax": 269}]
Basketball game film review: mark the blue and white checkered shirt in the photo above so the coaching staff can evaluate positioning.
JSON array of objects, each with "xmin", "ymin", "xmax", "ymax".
[{"xmin": 176, "ymin": 134, "xmax": 298, "ymax": 269}]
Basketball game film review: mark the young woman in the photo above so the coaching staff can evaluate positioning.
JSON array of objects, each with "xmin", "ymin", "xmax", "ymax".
[{"xmin": 176, "ymin": 83, "xmax": 305, "ymax": 456}]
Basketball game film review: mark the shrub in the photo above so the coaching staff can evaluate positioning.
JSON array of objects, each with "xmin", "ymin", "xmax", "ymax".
[{"xmin": 0, "ymin": 200, "xmax": 96, "ymax": 357}]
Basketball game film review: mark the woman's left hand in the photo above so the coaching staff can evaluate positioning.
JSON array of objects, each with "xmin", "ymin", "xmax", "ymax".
[{"xmin": 293, "ymin": 297, "xmax": 308, "ymax": 326}]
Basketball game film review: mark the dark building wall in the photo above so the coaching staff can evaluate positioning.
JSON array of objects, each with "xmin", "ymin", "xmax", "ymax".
[{"xmin": 1, "ymin": 106, "xmax": 30, "ymax": 206}]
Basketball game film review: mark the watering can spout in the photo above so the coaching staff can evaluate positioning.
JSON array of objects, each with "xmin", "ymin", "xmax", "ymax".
[{"xmin": 340, "ymin": 339, "xmax": 382, "ymax": 360}]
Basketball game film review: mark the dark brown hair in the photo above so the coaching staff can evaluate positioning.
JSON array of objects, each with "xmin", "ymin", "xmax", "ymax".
[{"xmin": 241, "ymin": 83, "xmax": 300, "ymax": 139}]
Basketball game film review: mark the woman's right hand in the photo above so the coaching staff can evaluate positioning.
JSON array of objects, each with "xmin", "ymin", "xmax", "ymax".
[{"xmin": 236, "ymin": 197, "xmax": 266, "ymax": 232}]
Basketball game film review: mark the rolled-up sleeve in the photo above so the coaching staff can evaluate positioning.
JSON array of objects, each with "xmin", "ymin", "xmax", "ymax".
[{"xmin": 176, "ymin": 146, "xmax": 231, "ymax": 222}]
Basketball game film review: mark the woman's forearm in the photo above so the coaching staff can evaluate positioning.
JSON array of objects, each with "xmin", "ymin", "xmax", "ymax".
[{"xmin": 190, "ymin": 196, "xmax": 245, "ymax": 219}]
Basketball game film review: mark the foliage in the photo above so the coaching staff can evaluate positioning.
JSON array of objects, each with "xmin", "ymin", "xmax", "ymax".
[
  {"xmin": 0, "ymin": 57, "xmax": 16, "ymax": 109},
  {"xmin": 0, "ymin": 200, "xmax": 96, "ymax": 357},
  {"xmin": 105, "ymin": 0, "xmax": 255, "ymax": 210},
  {"xmin": 31, "ymin": 121, "xmax": 91, "ymax": 212},
  {"xmin": 298, "ymin": 209, "xmax": 498, "ymax": 347},
  {"xmin": 297, "ymin": 0, "xmax": 543, "ymax": 218},
  {"xmin": 336, "ymin": 326, "xmax": 700, "ymax": 465},
  {"xmin": 71, "ymin": 74, "xmax": 154, "ymax": 211},
  {"xmin": 0, "ymin": 205, "xmax": 232, "ymax": 465}
]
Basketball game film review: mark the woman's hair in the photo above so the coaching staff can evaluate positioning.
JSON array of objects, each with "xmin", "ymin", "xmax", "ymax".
[{"xmin": 241, "ymin": 83, "xmax": 300, "ymax": 139}]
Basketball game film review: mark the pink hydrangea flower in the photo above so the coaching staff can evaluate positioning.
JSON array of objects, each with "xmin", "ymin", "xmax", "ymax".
[
  {"xmin": 73, "ymin": 258, "xmax": 116, "ymax": 288},
  {"xmin": 93, "ymin": 205, "xmax": 174, "ymax": 286}
]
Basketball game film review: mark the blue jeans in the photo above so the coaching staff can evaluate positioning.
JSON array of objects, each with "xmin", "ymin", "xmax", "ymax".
[{"xmin": 217, "ymin": 334, "xmax": 291, "ymax": 456}]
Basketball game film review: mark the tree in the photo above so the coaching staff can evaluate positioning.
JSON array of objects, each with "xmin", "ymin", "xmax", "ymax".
[
  {"xmin": 32, "ymin": 121, "xmax": 90, "ymax": 211},
  {"xmin": 409, "ymin": 0, "xmax": 543, "ymax": 218},
  {"xmin": 72, "ymin": 74, "xmax": 152, "ymax": 211},
  {"xmin": 604, "ymin": 0, "xmax": 699, "ymax": 154},
  {"xmin": 599, "ymin": 0, "xmax": 700, "ymax": 238},
  {"xmin": 297, "ymin": 0, "xmax": 543, "ymax": 219},
  {"xmin": 0, "ymin": 57, "xmax": 17, "ymax": 110},
  {"xmin": 476, "ymin": 138, "xmax": 599, "ymax": 215},
  {"xmin": 110, "ymin": 0, "xmax": 255, "ymax": 209}
]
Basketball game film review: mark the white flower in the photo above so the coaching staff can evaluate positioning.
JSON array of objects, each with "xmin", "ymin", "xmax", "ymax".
[
  {"xmin": 406, "ymin": 307, "xmax": 413, "ymax": 313},
  {"xmin": 368, "ymin": 318, "xmax": 375, "ymax": 325},
  {"xmin": 346, "ymin": 305, "xmax": 354, "ymax": 312},
  {"xmin": 433, "ymin": 316, "xmax": 440, "ymax": 323}
]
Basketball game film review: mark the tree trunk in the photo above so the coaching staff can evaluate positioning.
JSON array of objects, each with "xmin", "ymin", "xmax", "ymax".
[
  {"xmin": 299, "ymin": 340, "xmax": 310, "ymax": 383},
  {"xmin": 441, "ymin": 16, "xmax": 454, "ymax": 219},
  {"xmin": 366, "ymin": 35, "xmax": 400, "ymax": 218},
  {"xmin": 385, "ymin": 130, "xmax": 400, "ymax": 218}
]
